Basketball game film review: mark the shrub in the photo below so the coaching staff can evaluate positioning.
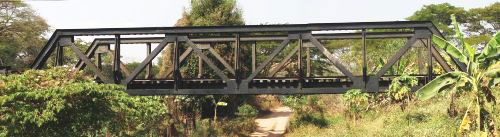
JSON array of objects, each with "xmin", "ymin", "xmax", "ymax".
[
  {"xmin": 236, "ymin": 104, "xmax": 259, "ymax": 118},
  {"xmin": 386, "ymin": 74, "xmax": 418, "ymax": 111},
  {"xmin": 342, "ymin": 90, "xmax": 369, "ymax": 120},
  {"xmin": 0, "ymin": 67, "xmax": 167, "ymax": 136}
]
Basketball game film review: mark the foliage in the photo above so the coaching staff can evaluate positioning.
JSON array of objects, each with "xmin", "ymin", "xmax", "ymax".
[
  {"xmin": 386, "ymin": 74, "xmax": 418, "ymax": 111},
  {"xmin": 342, "ymin": 90, "xmax": 369, "ymax": 120},
  {"xmin": 415, "ymin": 14, "xmax": 499, "ymax": 135},
  {"xmin": 285, "ymin": 96, "xmax": 465, "ymax": 137},
  {"xmin": 236, "ymin": 104, "xmax": 258, "ymax": 118},
  {"xmin": 407, "ymin": 2, "xmax": 498, "ymax": 45},
  {"xmin": 282, "ymin": 95, "xmax": 324, "ymax": 113},
  {"xmin": 0, "ymin": 1, "xmax": 49, "ymax": 69},
  {"xmin": 0, "ymin": 67, "xmax": 167, "ymax": 136}
]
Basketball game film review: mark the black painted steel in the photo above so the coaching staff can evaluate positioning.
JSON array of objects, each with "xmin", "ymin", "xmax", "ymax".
[{"xmin": 30, "ymin": 21, "xmax": 462, "ymax": 95}]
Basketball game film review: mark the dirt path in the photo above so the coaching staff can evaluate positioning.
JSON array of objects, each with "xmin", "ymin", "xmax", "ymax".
[{"xmin": 250, "ymin": 107, "xmax": 293, "ymax": 137}]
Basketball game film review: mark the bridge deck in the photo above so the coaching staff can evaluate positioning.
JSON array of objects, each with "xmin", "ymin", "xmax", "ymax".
[{"xmin": 126, "ymin": 76, "xmax": 429, "ymax": 95}]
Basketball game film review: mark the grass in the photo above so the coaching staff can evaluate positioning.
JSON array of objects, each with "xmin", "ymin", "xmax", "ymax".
[{"xmin": 284, "ymin": 92, "xmax": 499, "ymax": 137}]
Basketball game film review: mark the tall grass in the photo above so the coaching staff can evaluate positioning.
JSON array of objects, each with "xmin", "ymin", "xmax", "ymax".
[{"xmin": 284, "ymin": 92, "xmax": 500, "ymax": 137}]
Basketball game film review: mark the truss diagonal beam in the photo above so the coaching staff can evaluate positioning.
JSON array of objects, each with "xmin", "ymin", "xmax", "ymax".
[
  {"xmin": 305, "ymin": 33, "xmax": 354, "ymax": 80},
  {"xmin": 375, "ymin": 37, "xmax": 417, "ymax": 78},
  {"xmin": 181, "ymin": 36, "xmax": 236, "ymax": 89},
  {"xmin": 104, "ymin": 49, "xmax": 131, "ymax": 76},
  {"xmin": 208, "ymin": 47, "xmax": 236, "ymax": 75},
  {"xmin": 243, "ymin": 38, "xmax": 291, "ymax": 83},
  {"xmin": 31, "ymin": 34, "xmax": 59, "ymax": 69},
  {"xmin": 268, "ymin": 45, "xmax": 300, "ymax": 77},
  {"xmin": 123, "ymin": 37, "xmax": 174, "ymax": 84},
  {"xmin": 61, "ymin": 37, "xmax": 113, "ymax": 83},
  {"xmin": 75, "ymin": 40, "xmax": 100, "ymax": 70},
  {"xmin": 419, "ymin": 39, "xmax": 452, "ymax": 72},
  {"xmin": 159, "ymin": 47, "xmax": 193, "ymax": 78}
]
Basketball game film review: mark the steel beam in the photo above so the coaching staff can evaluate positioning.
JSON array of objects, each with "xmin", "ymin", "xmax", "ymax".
[
  {"xmin": 362, "ymin": 29, "xmax": 367, "ymax": 86},
  {"xmin": 113, "ymin": 35, "xmax": 122, "ymax": 84},
  {"xmin": 56, "ymin": 21, "xmax": 436, "ymax": 36},
  {"xmin": 161, "ymin": 47, "xmax": 193, "ymax": 78},
  {"xmin": 235, "ymin": 34, "xmax": 241, "ymax": 86},
  {"xmin": 75, "ymin": 40, "xmax": 100, "ymax": 69},
  {"xmin": 267, "ymin": 44, "xmax": 299, "ymax": 77},
  {"xmin": 252, "ymin": 42, "xmax": 256, "ymax": 72},
  {"xmin": 123, "ymin": 36, "xmax": 175, "ymax": 84},
  {"xmin": 55, "ymin": 43, "xmax": 63, "ymax": 66},
  {"xmin": 305, "ymin": 33, "xmax": 354, "ymax": 80},
  {"xmin": 181, "ymin": 36, "xmax": 237, "ymax": 90},
  {"xmin": 419, "ymin": 39, "xmax": 452, "ymax": 72},
  {"xmin": 242, "ymin": 38, "xmax": 291, "ymax": 86},
  {"xmin": 375, "ymin": 37, "xmax": 418, "ymax": 78},
  {"xmin": 173, "ymin": 37, "xmax": 180, "ymax": 91},
  {"xmin": 145, "ymin": 43, "xmax": 152, "ymax": 79},
  {"xmin": 61, "ymin": 37, "xmax": 113, "ymax": 83},
  {"xmin": 104, "ymin": 49, "xmax": 131, "ymax": 77},
  {"xmin": 207, "ymin": 47, "xmax": 236, "ymax": 75},
  {"xmin": 89, "ymin": 32, "xmax": 416, "ymax": 45}
]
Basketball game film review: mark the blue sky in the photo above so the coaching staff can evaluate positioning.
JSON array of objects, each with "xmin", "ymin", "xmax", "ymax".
[{"xmin": 27, "ymin": 0, "xmax": 497, "ymax": 63}]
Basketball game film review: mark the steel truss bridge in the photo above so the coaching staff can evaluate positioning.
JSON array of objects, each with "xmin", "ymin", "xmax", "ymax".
[{"xmin": 31, "ymin": 21, "xmax": 464, "ymax": 95}]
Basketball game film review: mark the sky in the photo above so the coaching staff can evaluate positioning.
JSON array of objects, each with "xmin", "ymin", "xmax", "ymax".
[{"xmin": 26, "ymin": 0, "xmax": 497, "ymax": 63}]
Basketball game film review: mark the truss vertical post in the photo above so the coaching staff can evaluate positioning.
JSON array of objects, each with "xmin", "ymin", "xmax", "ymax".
[
  {"xmin": 252, "ymin": 42, "xmax": 256, "ymax": 73},
  {"xmin": 198, "ymin": 53, "xmax": 203, "ymax": 78},
  {"xmin": 235, "ymin": 33, "xmax": 241, "ymax": 86},
  {"xmin": 298, "ymin": 34, "xmax": 304, "ymax": 89},
  {"xmin": 56, "ymin": 43, "xmax": 64, "ymax": 66},
  {"xmin": 113, "ymin": 35, "xmax": 122, "ymax": 84},
  {"xmin": 97, "ymin": 53, "xmax": 103, "ymax": 71},
  {"xmin": 173, "ymin": 37, "xmax": 181, "ymax": 91},
  {"xmin": 417, "ymin": 46, "xmax": 423, "ymax": 74},
  {"xmin": 145, "ymin": 43, "xmax": 152, "ymax": 79},
  {"xmin": 96, "ymin": 53, "xmax": 103, "ymax": 81},
  {"xmin": 427, "ymin": 37, "xmax": 433, "ymax": 81},
  {"xmin": 306, "ymin": 47, "xmax": 311, "ymax": 77},
  {"xmin": 362, "ymin": 29, "xmax": 367, "ymax": 86}
]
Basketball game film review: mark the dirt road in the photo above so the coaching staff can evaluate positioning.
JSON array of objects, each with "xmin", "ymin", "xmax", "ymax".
[{"xmin": 250, "ymin": 107, "xmax": 292, "ymax": 137}]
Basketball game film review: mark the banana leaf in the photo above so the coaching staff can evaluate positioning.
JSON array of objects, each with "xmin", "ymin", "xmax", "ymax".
[
  {"xmin": 415, "ymin": 71, "xmax": 468, "ymax": 100},
  {"xmin": 432, "ymin": 35, "xmax": 468, "ymax": 64},
  {"xmin": 477, "ymin": 32, "xmax": 499, "ymax": 64},
  {"xmin": 451, "ymin": 14, "xmax": 475, "ymax": 61}
]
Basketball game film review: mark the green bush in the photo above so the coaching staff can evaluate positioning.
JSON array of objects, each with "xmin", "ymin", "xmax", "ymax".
[
  {"xmin": 0, "ymin": 67, "xmax": 167, "ymax": 137},
  {"xmin": 236, "ymin": 104, "xmax": 259, "ymax": 118},
  {"xmin": 342, "ymin": 90, "xmax": 369, "ymax": 120}
]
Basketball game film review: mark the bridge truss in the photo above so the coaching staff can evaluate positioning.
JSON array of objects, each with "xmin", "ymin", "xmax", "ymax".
[{"xmin": 31, "ymin": 21, "xmax": 463, "ymax": 95}]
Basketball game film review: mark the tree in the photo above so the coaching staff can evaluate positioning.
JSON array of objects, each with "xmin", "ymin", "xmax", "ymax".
[
  {"xmin": 415, "ymin": 15, "xmax": 499, "ymax": 136},
  {"xmin": 157, "ymin": 0, "xmax": 244, "ymax": 79},
  {"xmin": 0, "ymin": 1, "xmax": 49, "ymax": 69},
  {"xmin": 407, "ymin": 2, "xmax": 499, "ymax": 45},
  {"xmin": 155, "ymin": 0, "xmax": 246, "ymax": 135},
  {"xmin": 465, "ymin": 2, "xmax": 499, "ymax": 35},
  {"xmin": 407, "ymin": 3, "xmax": 467, "ymax": 36}
]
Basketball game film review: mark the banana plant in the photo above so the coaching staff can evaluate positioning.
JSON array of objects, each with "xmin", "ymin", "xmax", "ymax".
[{"xmin": 415, "ymin": 14, "xmax": 499, "ymax": 135}]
